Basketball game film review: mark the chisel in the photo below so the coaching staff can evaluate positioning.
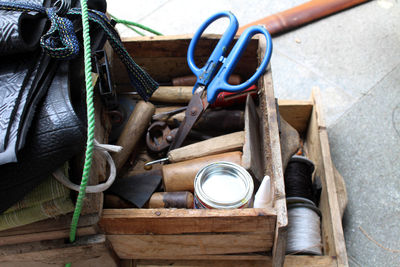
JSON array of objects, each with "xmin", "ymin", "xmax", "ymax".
[{"xmin": 145, "ymin": 131, "xmax": 245, "ymax": 166}]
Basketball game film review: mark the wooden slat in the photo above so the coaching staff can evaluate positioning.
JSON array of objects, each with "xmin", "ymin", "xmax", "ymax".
[
  {"xmin": 107, "ymin": 232, "xmax": 273, "ymax": 259},
  {"xmin": 285, "ymin": 255, "xmax": 337, "ymax": 267},
  {"xmin": 0, "ymin": 234, "xmax": 108, "ymax": 264},
  {"xmin": 132, "ymin": 255, "xmax": 336, "ymax": 267},
  {"xmin": 333, "ymin": 164, "xmax": 348, "ymax": 219},
  {"xmin": 0, "ymin": 226, "xmax": 96, "ymax": 246},
  {"xmin": 278, "ymin": 99, "xmax": 313, "ymax": 134},
  {"xmin": 136, "ymin": 254, "xmax": 271, "ymax": 262},
  {"xmin": 134, "ymin": 259, "xmax": 272, "ymax": 267},
  {"xmin": 113, "ymin": 57, "xmax": 257, "ymax": 87},
  {"xmin": 99, "ymin": 208, "xmax": 276, "ymax": 235},
  {"xmin": 0, "ymin": 213, "xmax": 99, "ymax": 237},
  {"xmin": 305, "ymin": 87, "xmax": 348, "ymax": 267},
  {"xmin": 242, "ymin": 95, "xmax": 264, "ymax": 182},
  {"xmin": 121, "ymin": 34, "xmax": 258, "ymax": 58},
  {"xmin": 259, "ymin": 37, "xmax": 287, "ymax": 267}
]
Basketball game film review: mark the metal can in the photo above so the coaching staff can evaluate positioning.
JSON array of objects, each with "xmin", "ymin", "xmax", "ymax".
[{"xmin": 194, "ymin": 161, "xmax": 254, "ymax": 209}]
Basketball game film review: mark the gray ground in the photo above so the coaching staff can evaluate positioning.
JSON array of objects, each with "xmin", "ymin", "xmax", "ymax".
[{"xmin": 109, "ymin": 1, "xmax": 400, "ymax": 266}]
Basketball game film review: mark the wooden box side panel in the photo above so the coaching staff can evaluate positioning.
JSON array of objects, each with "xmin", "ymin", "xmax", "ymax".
[
  {"xmin": 126, "ymin": 255, "xmax": 337, "ymax": 267},
  {"xmin": 258, "ymin": 37, "xmax": 287, "ymax": 267},
  {"xmin": 100, "ymin": 207, "xmax": 277, "ymax": 260},
  {"xmin": 277, "ymin": 99, "xmax": 313, "ymax": 135},
  {"xmin": 305, "ymin": 88, "xmax": 348, "ymax": 267},
  {"xmin": 113, "ymin": 35, "xmax": 259, "ymax": 90},
  {"xmin": 109, "ymin": 232, "xmax": 273, "ymax": 260},
  {"xmin": 99, "ymin": 208, "xmax": 276, "ymax": 235}
]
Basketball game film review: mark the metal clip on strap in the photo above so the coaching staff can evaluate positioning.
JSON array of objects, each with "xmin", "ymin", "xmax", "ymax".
[{"xmin": 94, "ymin": 50, "xmax": 118, "ymax": 110}]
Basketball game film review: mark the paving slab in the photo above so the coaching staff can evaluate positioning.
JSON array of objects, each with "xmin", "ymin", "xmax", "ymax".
[
  {"xmin": 329, "ymin": 63, "xmax": 400, "ymax": 267},
  {"xmin": 108, "ymin": 0, "xmax": 308, "ymax": 37},
  {"xmin": 271, "ymin": 0, "xmax": 400, "ymax": 120}
]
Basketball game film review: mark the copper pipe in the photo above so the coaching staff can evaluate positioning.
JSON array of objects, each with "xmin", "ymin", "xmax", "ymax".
[{"xmin": 238, "ymin": 0, "xmax": 370, "ymax": 35}]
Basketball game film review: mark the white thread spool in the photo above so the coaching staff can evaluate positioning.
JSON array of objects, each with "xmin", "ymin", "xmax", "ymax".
[{"xmin": 286, "ymin": 202, "xmax": 323, "ymax": 255}]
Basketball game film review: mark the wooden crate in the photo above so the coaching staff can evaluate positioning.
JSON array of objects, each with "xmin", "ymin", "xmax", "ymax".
[
  {"xmin": 0, "ymin": 79, "xmax": 115, "ymax": 266},
  {"xmin": 98, "ymin": 35, "xmax": 348, "ymax": 267}
]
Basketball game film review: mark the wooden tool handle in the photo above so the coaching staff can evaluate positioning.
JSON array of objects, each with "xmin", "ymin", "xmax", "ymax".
[
  {"xmin": 162, "ymin": 151, "xmax": 242, "ymax": 192},
  {"xmin": 148, "ymin": 192, "xmax": 194, "ymax": 208},
  {"xmin": 238, "ymin": 0, "xmax": 369, "ymax": 35},
  {"xmin": 172, "ymin": 74, "xmax": 242, "ymax": 86},
  {"xmin": 168, "ymin": 131, "xmax": 245, "ymax": 163},
  {"xmin": 150, "ymin": 86, "xmax": 192, "ymax": 104},
  {"xmin": 113, "ymin": 101, "xmax": 155, "ymax": 172}
]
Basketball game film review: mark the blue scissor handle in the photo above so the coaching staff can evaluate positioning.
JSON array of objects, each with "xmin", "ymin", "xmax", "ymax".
[
  {"xmin": 206, "ymin": 25, "xmax": 273, "ymax": 103},
  {"xmin": 187, "ymin": 11, "xmax": 238, "ymax": 87}
]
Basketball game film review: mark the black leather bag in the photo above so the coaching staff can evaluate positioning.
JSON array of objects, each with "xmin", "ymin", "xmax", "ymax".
[{"xmin": 0, "ymin": 0, "xmax": 117, "ymax": 213}]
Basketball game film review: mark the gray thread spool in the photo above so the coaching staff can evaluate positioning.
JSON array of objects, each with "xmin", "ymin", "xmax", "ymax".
[{"xmin": 286, "ymin": 197, "xmax": 323, "ymax": 255}]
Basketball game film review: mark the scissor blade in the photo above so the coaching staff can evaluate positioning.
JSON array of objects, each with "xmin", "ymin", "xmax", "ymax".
[{"xmin": 168, "ymin": 89, "xmax": 207, "ymax": 151}]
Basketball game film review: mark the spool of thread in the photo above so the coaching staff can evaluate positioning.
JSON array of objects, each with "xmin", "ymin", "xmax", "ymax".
[
  {"xmin": 284, "ymin": 155, "xmax": 322, "ymax": 255},
  {"xmin": 286, "ymin": 199, "xmax": 322, "ymax": 255},
  {"xmin": 284, "ymin": 155, "xmax": 316, "ymax": 204}
]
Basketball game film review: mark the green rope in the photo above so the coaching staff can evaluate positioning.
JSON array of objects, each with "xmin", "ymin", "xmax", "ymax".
[
  {"xmin": 123, "ymin": 23, "xmax": 145, "ymax": 36},
  {"xmin": 109, "ymin": 13, "xmax": 163, "ymax": 36},
  {"xmin": 64, "ymin": 7, "xmax": 161, "ymax": 267},
  {"xmin": 65, "ymin": 1, "xmax": 95, "ymax": 265},
  {"xmin": 68, "ymin": 0, "xmax": 95, "ymax": 244}
]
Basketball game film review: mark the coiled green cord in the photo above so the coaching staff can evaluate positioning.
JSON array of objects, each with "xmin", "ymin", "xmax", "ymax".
[{"xmin": 109, "ymin": 13, "xmax": 163, "ymax": 36}]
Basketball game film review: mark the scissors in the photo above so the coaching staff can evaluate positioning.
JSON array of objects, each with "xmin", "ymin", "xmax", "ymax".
[{"xmin": 167, "ymin": 11, "xmax": 273, "ymax": 151}]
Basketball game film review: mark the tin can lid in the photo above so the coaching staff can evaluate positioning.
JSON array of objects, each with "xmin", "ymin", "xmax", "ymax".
[{"xmin": 194, "ymin": 161, "xmax": 254, "ymax": 209}]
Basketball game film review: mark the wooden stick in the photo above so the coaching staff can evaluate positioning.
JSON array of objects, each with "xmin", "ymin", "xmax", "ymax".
[{"xmin": 238, "ymin": 0, "xmax": 370, "ymax": 35}]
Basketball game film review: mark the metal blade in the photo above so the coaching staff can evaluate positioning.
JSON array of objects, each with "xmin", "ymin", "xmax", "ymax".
[
  {"xmin": 152, "ymin": 106, "xmax": 187, "ymax": 121},
  {"xmin": 168, "ymin": 86, "xmax": 208, "ymax": 151}
]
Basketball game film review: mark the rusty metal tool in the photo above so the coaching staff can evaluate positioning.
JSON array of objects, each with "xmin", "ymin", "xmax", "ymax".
[{"xmin": 146, "ymin": 121, "xmax": 178, "ymax": 153}]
